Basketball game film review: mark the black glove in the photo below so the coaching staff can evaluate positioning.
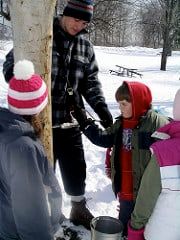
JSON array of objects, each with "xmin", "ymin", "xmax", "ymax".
[
  {"xmin": 73, "ymin": 106, "xmax": 93, "ymax": 130},
  {"xmin": 95, "ymin": 104, "xmax": 113, "ymax": 129}
]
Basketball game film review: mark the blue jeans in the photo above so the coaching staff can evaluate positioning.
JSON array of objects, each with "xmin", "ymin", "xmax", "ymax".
[{"xmin": 118, "ymin": 199, "xmax": 135, "ymax": 236}]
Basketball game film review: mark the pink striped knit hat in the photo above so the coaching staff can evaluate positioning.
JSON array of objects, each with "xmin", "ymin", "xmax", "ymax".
[{"xmin": 8, "ymin": 60, "xmax": 48, "ymax": 115}]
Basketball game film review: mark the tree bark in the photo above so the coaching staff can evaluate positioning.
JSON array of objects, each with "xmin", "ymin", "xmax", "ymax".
[
  {"xmin": 160, "ymin": 25, "xmax": 169, "ymax": 71},
  {"xmin": 9, "ymin": 0, "xmax": 56, "ymax": 164}
]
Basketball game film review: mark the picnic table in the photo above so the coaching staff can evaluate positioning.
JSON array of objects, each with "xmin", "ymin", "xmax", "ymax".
[{"xmin": 109, "ymin": 65, "xmax": 143, "ymax": 78}]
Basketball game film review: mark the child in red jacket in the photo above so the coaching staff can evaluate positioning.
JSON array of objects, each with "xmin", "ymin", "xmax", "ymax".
[{"xmin": 73, "ymin": 81, "xmax": 169, "ymax": 237}]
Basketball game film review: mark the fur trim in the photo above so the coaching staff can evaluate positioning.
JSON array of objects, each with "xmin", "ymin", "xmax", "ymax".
[{"xmin": 151, "ymin": 131, "xmax": 170, "ymax": 140}]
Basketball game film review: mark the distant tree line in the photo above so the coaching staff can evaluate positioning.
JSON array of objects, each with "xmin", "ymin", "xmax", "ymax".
[
  {"xmin": 1, "ymin": 0, "xmax": 180, "ymax": 70},
  {"xmin": 1, "ymin": 0, "xmax": 180, "ymax": 49}
]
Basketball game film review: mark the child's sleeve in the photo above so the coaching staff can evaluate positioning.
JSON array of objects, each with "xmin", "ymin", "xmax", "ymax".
[{"xmin": 130, "ymin": 155, "xmax": 161, "ymax": 230}]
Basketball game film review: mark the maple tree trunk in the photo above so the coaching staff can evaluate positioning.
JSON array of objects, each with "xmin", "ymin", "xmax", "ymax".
[{"xmin": 9, "ymin": 0, "xmax": 56, "ymax": 164}]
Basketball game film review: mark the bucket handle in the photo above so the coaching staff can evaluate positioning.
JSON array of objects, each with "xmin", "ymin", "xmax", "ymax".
[{"xmin": 90, "ymin": 216, "xmax": 100, "ymax": 230}]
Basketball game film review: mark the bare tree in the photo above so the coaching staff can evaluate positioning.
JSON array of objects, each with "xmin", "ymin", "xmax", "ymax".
[
  {"xmin": 88, "ymin": 0, "xmax": 132, "ymax": 46},
  {"xmin": 0, "ymin": 0, "xmax": 10, "ymax": 20},
  {"xmin": 160, "ymin": 1, "xmax": 172, "ymax": 70},
  {"xmin": 136, "ymin": 0, "xmax": 179, "ymax": 70},
  {"xmin": 160, "ymin": 0, "xmax": 179, "ymax": 70},
  {"xmin": 138, "ymin": 3, "xmax": 162, "ymax": 47},
  {"xmin": 9, "ymin": 0, "xmax": 57, "ymax": 164}
]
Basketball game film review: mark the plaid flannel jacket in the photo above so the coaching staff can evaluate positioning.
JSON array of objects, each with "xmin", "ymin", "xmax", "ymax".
[{"xmin": 3, "ymin": 17, "xmax": 108, "ymax": 126}]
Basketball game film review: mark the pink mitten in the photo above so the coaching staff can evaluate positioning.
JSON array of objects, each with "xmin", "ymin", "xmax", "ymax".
[{"xmin": 127, "ymin": 222, "xmax": 144, "ymax": 240}]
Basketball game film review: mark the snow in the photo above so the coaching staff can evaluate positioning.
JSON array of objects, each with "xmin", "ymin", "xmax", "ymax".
[{"xmin": 0, "ymin": 41, "xmax": 180, "ymax": 239}]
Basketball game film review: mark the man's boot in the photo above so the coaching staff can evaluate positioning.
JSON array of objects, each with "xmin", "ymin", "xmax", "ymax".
[{"xmin": 70, "ymin": 198, "xmax": 94, "ymax": 230}]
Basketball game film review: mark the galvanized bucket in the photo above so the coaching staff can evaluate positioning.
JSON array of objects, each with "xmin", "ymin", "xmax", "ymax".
[{"xmin": 90, "ymin": 216, "xmax": 123, "ymax": 240}]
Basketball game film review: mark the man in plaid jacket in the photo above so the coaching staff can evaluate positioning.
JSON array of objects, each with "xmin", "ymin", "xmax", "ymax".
[{"xmin": 3, "ymin": 0, "xmax": 113, "ymax": 230}]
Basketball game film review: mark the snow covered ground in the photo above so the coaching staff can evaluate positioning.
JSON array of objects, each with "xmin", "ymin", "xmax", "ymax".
[{"xmin": 0, "ymin": 41, "xmax": 180, "ymax": 239}]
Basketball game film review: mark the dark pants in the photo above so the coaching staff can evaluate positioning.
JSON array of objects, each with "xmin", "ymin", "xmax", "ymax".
[
  {"xmin": 118, "ymin": 199, "xmax": 135, "ymax": 237},
  {"xmin": 53, "ymin": 126, "xmax": 86, "ymax": 196}
]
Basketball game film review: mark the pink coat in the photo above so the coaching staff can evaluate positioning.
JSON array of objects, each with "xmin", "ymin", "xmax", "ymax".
[{"xmin": 145, "ymin": 121, "xmax": 180, "ymax": 240}]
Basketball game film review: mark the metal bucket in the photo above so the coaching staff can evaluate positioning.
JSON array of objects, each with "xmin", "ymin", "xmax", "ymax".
[{"xmin": 91, "ymin": 216, "xmax": 123, "ymax": 240}]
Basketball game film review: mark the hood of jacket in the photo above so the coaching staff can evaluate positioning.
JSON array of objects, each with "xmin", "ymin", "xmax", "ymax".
[
  {"xmin": 124, "ymin": 81, "xmax": 152, "ymax": 120},
  {"xmin": 0, "ymin": 107, "xmax": 35, "ymax": 144}
]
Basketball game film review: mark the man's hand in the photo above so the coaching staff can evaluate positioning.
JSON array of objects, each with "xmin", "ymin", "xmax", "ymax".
[{"xmin": 73, "ymin": 106, "xmax": 93, "ymax": 131}]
